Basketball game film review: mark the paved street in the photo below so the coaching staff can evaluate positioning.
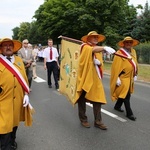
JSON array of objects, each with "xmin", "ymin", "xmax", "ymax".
[{"xmin": 16, "ymin": 62, "xmax": 150, "ymax": 150}]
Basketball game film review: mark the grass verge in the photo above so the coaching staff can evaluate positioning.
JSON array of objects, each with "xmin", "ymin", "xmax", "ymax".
[{"xmin": 104, "ymin": 61, "xmax": 150, "ymax": 83}]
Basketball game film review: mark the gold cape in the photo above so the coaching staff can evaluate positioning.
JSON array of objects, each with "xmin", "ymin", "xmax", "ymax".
[
  {"xmin": 0, "ymin": 55, "xmax": 33, "ymax": 134},
  {"xmin": 75, "ymin": 44, "xmax": 107, "ymax": 104},
  {"xmin": 110, "ymin": 48, "xmax": 138, "ymax": 101}
]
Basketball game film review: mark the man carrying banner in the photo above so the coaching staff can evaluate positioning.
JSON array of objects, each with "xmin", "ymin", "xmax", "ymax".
[
  {"xmin": 75, "ymin": 31, "xmax": 115, "ymax": 130},
  {"xmin": 0, "ymin": 38, "xmax": 33, "ymax": 150}
]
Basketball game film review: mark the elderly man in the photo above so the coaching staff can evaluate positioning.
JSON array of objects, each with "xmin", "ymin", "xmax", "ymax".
[
  {"xmin": 110, "ymin": 36, "xmax": 139, "ymax": 121},
  {"xmin": 18, "ymin": 39, "xmax": 34, "ymax": 91},
  {"xmin": 0, "ymin": 38, "xmax": 32, "ymax": 150},
  {"xmin": 75, "ymin": 31, "xmax": 115, "ymax": 130}
]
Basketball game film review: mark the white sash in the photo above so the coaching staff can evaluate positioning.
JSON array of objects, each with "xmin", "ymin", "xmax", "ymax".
[
  {"xmin": 120, "ymin": 48, "xmax": 137, "ymax": 75},
  {"xmin": 0, "ymin": 54, "xmax": 29, "ymax": 93}
]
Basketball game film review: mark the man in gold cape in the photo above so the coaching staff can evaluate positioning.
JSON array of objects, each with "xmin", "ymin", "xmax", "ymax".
[
  {"xmin": 75, "ymin": 31, "xmax": 115, "ymax": 130},
  {"xmin": 0, "ymin": 38, "xmax": 34, "ymax": 150},
  {"xmin": 110, "ymin": 36, "xmax": 139, "ymax": 121}
]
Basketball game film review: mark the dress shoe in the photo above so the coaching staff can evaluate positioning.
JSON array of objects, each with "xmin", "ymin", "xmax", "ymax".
[
  {"xmin": 11, "ymin": 141, "xmax": 17, "ymax": 150},
  {"xmin": 94, "ymin": 122, "xmax": 107, "ymax": 130},
  {"xmin": 56, "ymin": 85, "xmax": 59, "ymax": 90},
  {"xmin": 127, "ymin": 115, "xmax": 136, "ymax": 121},
  {"xmin": 81, "ymin": 122, "xmax": 90, "ymax": 128},
  {"xmin": 49, "ymin": 85, "xmax": 52, "ymax": 88},
  {"xmin": 33, "ymin": 76, "xmax": 37, "ymax": 79},
  {"xmin": 114, "ymin": 107, "xmax": 124, "ymax": 112}
]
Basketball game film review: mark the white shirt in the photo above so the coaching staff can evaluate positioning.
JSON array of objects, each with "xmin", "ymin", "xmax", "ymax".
[
  {"xmin": 4, "ymin": 55, "xmax": 15, "ymax": 63},
  {"xmin": 43, "ymin": 46, "xmax": 59, "ymax": 62}
]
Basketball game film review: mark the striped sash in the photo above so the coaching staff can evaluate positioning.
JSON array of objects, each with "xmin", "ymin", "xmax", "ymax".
[
  {"xmin": 0, "ymin": 55, "xmax": 29, "ymax": 94},
  {"xmin": 120, "ymin": 48, "xmax": 137, "ymax": 76}
]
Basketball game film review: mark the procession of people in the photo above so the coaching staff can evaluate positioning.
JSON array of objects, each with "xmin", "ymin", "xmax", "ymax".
[{"xmin": 0, "ymin": 32, "xmax": 141, "ymax": 149}]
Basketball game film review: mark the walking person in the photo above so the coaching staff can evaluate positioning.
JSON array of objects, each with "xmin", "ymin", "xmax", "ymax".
[
  {"xmin": 32, "ymin": 45, "xmax": 38, "ymax": 79},
  {"xmin": 75, "ymin": 31, "xmax": 115, "ymax": 129},
  {"xmin": 43, "ymin": 39, "xmax": 59, "ymax": 90},
  {"xmin": 110, "ymin": 36, "xmax": 139, "ymax": 121},
  {"xmin": 0, "ymin": 38, "xmax": 33, "ymax": 150},
  {"xmin": 18, "ymin": 39, "xmax": 34, "ymax": 91}
]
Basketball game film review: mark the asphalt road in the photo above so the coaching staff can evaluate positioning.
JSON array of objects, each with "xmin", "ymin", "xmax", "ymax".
[{"xmin": 17, "ymin": 62, "xmax": 150, "ymax": 150}]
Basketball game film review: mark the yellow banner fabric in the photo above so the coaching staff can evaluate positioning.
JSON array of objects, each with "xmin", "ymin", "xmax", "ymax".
[{"xmin": 59, "ymin": 39, "xmax": 81, "ymax": 105}]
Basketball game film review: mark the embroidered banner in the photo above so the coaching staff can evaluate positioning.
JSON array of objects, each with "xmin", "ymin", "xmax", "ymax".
[{"xmin": 59, "ymin": 39, "xmax": 81, "ymax": 105}]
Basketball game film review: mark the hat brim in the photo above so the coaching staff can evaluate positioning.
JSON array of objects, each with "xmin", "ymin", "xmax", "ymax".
[
  {"xmin": 118, "ymin": 39, "xmax": 139, "ymax": 47},
  {"xmin": 81, "ymin": 34, "xmax": 106, "ymax": 43},
  {"xmin": 0, "ymin": 39, "xmax": 22, "ymax": 54}
]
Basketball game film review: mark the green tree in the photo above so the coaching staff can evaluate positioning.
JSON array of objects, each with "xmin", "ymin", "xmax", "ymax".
[
  {"xmin": 12, "ymin": 27, "xmax": 20, "ymax": 40},
  {"xmin": 33, "ymin": 0, "xmax": 138, "ymax": 48},
  {"xmin": 18, "ymin": 22, "xmax": 30, "ymax": 42}
]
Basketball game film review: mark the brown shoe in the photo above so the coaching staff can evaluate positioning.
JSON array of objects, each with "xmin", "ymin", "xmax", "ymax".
[
  {"xmin": 81, "ymin": 122, "xmax": 90, "ymax": 128},
  {"xmin": 94, "ymin": 122, "xmax": 107, "ymax": 130}
]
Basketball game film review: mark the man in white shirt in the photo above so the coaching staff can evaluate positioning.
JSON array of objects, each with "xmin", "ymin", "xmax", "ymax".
[{"xmin": 43, "ymin": 39, "xmax": 59, "ymax": 90}]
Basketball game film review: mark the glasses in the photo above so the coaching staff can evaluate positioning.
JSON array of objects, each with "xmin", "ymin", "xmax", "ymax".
[
  {"xmin": 2, "ymin": 44, "xmax": 13, "ymax": 48},
  {"xmin": 124, "ymin": 41, "xmax": 133, "ymax": 44},
  {"xmin": 23, "ymin": 43, "xmax": 28, "ymax": 44}
]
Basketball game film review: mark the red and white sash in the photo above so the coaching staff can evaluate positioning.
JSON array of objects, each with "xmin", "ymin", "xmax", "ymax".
[
  {"xmin": 94, "ymin": 55, "xmax": 103, "ymax": 79},
  {"xmin": 80, "ymin": 44, "xmax": 103, "ymax": 79},
  {"xmin": 120, "ymin": 48, "xmax": 137, "ymax": 76},
  {"xmin": 0, "ymin": 55, "xmax": 29, "ymax": 94}
]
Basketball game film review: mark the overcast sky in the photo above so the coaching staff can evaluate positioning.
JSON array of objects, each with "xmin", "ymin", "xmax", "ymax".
[{"xmin": 0, "ymin": 0, "xmax": 149, "ymax": 38}]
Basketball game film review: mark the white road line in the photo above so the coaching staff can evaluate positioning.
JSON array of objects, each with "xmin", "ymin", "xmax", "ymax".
[
  {"xmin": 34, "ymin": 77, "xmax": 127, "ymax": 122},
  {"xmin": 86, "ymin": 103, "xmax": 127, "ymax": 122},
  {"xmin": 33, "ymin": 76, "xmax": 46, "ymax": 83}
]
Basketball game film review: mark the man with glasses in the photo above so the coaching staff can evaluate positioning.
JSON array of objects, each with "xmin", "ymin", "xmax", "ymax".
[
  {"xmin": 0, "ymin": 38, "xmax": 32, "ymax": 150},
  {"xmin": 18, "ymin": 39, "xmax": 34, "ymax": 91},
  {"xmin": 110, "ymin": 36, "xmax": 139, "ymax": 121},
  {"xmin": 74, "ymin": 31, "xmax": 115, "ymax": 130}
]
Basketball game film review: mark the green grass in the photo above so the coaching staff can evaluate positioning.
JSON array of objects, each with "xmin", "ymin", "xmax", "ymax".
[{"xmin": 104, "ymin": 61, "xmax": 150, "ymax": 82}]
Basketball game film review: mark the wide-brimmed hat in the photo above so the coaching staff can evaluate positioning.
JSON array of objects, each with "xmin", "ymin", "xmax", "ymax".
[
  {"xmin": 81, "ymin": 31, "xmax": 106, "ymax": 43},
  {"xmin": 0, "ymin": 38, "xmax": 22, "ymax": 54},
  {"xmin": 118, "ymin": 36, "xmax": 139, "ymax": 47}
]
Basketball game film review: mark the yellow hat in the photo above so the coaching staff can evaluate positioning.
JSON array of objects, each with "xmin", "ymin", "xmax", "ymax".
[
  {"xmin": 0, "ymin": 38, "xmax": 22, "ymax": 54},
  {"xmin": 118, "ymin": 36, "xmax": 139, "ymax": 47},
  {"xmin": 81, "ymin": 31, "xmax": 106, "ymax": 43}
]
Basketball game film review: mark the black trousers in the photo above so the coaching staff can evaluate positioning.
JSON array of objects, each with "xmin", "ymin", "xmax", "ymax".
[
  {"xmin": 46, "ymin": 61, "xmax": 59, "ymax": 87},
  {"xmin": 114, "ymin": 92, "xmax": 133, "ymax": 116},
  {"xmin": 78, "ymin": 91, "xmax": 102, "ymax": 123},
  {"xmin": 0, "ymin": 133, "xmax": 11, "ymax": 150},
  {"xmin": 0, "ymin": 126, "xmax": 17, "ymax": 150},
  {"xmin": 25, "ymin": 68, "xmax": 33, "ymax": 88}
]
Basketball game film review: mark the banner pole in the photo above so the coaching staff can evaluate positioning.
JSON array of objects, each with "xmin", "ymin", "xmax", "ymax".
[{"xmin": 58, "ymin": 35, "xmax": 82, "ymax": 44}]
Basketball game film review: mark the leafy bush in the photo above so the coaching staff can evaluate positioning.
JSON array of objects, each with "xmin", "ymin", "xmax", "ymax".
[{"xmin": 135, "ymin": 42, "xmax": 150, "ymax": 64}]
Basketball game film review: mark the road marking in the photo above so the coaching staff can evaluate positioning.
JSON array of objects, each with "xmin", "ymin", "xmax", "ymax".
[
  {"xmin": 33, "ymin": 76, "xmax": 46, "ymax": 83},
  {"xmin": 86, "ymin": 103, "xmax": 127, "ymax": 122},
  {"xmin": 35, "ymin": 76, "xmax": 127, "ymax": 122}
]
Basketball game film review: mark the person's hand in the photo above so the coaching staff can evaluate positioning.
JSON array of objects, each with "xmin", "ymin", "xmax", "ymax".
[
  {"xmin": 104, "ymin": 46, "xmax": 116, "ymax": 54},
  {"xmin": 44, "ymin": 65, "xmax": 47, "ymax": 70},
  {"xmin": 94, "ymin": 58, "xmax": 101, "ymax": 65},
  {"xmin": 134, "ymin": 76, "xmax": 137, "ymax": 81},
  {"xmin": 23, "ymin": 95, "xmax": 29, "ymax": 107},
  {"xmin": 116, "ymin": 77, "xmax": 121, "ymax": 86}
]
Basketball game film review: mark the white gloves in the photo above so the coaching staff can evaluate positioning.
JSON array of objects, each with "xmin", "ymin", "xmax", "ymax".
[
  {"xmin": 116, "ymin": 77, "xmax": 121, "ymax": 86},
  {"xmin": 23, "ymin": 95, "xmax": 30, "ymax": 107},
  {"xmin": 134, "ymin": 76, "xmax": 137, "ymax": 81},
  {"xmin": 104, "ymin": 46, "xmax": 116, "ymax": 54},
  {"xmin": 94, "ymin": 58, "xmax": 101, "ymax": 65}
]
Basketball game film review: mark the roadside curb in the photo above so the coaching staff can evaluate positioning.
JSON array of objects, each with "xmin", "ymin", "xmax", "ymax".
[{"xmin": 104, "ymin": 72, "xmax": 150, "ymax": 86}]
